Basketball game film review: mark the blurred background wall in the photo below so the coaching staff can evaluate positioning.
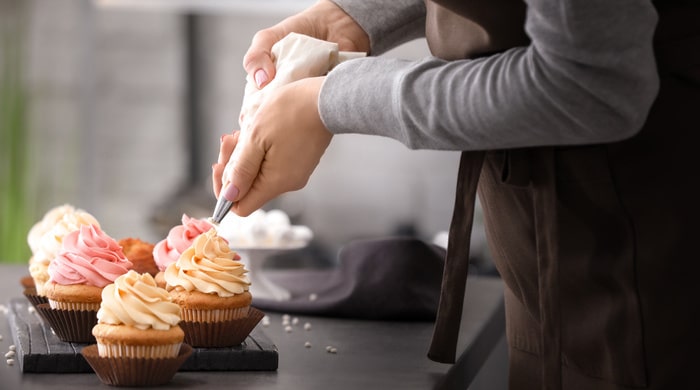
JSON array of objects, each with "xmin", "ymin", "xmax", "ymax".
[{"xmin": 1, "ymin": 0, "xmax": 491, "ymax": 270}]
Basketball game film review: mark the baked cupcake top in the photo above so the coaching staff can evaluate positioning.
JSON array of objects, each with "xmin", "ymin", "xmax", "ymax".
[
  {"xmin": 32, "ymin": 207, "xmax": 101, "ymax": 266},
  {"xmin": 153, "ymin": 214, "xmax": 214, "ymax": 272},
  {"xmin": 164, "ymin": 229, "xmax": 250, "ymax": 297},
  {"xmin": 97, "ymin": 270, "xmax": 181, "ymax": 331},
  {"xmin": 48, "ymin": 224, "xmax": 133, "ymax": 288}
]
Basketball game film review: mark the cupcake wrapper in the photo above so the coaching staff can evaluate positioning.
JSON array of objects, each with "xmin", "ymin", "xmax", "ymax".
[
  {"xmin": 36, "ymin": 303, "xmax": 98, "ymax": 344},
  {"xmin": 23, "ymin": 288, "xmax": 49, "ymax": 308},
  {"xmin": 181, "ymin": 306, "xmax": 250, "ymax": 323},
  {"xmin": 97, "ymin": 342, "xmax": 182, "ymax": 359},
  {"xmin": 81, "ymin": 344, "xmax": 192, "ymax": 387},
  {"xmin": 48, "ymin": 299, "xmax": 100, "ymax": 312},
  {"xmin": 180, "ymin": 306, "xmax": 264, "ymax": 348}
]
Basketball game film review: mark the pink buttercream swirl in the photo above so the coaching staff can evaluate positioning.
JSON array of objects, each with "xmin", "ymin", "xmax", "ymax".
[
  {"xmin": 153, "ymin": 214, "xmax": 216, "ymax": 272},
  {"xmin": 48, "ymin": 224, "xmax": 133, "ymax": 288}
]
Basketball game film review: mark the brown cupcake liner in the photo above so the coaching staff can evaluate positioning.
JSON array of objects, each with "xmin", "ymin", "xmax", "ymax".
[
  {"xmin": 82, "ymin": 344, "xmax": 192, "ymax": 387},
  {"xmin": 23, "ymin": 287, "xmax": 49, "ymax": 308},
  {"xmin": 36, "ymin": 303, "xmax": 97, "ymax": 344},
  {"xmin": 180, "ymin": 306, "xmax": 264, "ymax": 348}
]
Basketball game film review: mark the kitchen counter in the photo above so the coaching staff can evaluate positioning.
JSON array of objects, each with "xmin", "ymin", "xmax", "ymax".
[{"xmin": 0, "ymin": 264, "xmax": 505, "ymax": 389}]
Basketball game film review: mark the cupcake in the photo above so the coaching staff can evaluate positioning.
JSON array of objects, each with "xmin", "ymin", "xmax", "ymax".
[
  {"xmin": 41, "ymin": 224, "xmax": 133, "ymax": 343},
  {"xmin": 29, "ymin": 206, "xmax": 100, "ymax": 296},
  {"xmin": 119, "ymin": 237, "xmax": 158, "ymax": 277},
  {"xmin": 164, "ymin": 228, "xmax": 259, "ymax": 347},
  {"xmin": 153, "ymin": 214, "xmax": 216, "ymax": 286},
  {"xmin": 83, "ymin": 270, "xmax": 190, "ymax": 387}
]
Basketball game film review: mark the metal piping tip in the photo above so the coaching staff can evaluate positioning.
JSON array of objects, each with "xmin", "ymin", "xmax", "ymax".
[{"xmin": 212, "ymin": 196, "xmax": 233, "ymax": 224}]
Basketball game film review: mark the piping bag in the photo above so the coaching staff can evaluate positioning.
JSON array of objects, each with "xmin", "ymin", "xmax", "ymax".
[{"xmin": 213, "ymin": 32, "xmax": 365, "ymax": 223}]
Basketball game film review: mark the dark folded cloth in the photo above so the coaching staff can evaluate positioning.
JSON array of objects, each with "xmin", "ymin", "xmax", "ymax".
[{"xmin": 253, "ymin": 237, "xmax": 446, "ymax": 321}]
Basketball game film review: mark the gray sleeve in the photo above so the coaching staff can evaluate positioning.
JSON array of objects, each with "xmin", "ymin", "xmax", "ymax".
[
  {"xmin": 319, "ymin": 0, "xmax": 660, "ymax": 151},
  {"xmin": 331, "ymin": 0, "xmax": 426, "ymax": 55}
]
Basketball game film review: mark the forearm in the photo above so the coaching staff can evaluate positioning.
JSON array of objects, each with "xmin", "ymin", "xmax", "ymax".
[
  {"xmin": 319, "ymin": 0, "xmax": 660, "ymax": 151},
  {"xmin": 331, "ymin": 0, "xmax": 426, "ymax": 55}
]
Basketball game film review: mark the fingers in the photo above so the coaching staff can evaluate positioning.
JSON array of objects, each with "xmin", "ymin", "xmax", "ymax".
[
  {"xmin": 212, "ymin": 131, "xmax": 239, "ymax": 197},
  {"xmin": 223, "ymin": 131, "xmax": 265, "ymax": 206},
  {"xmin": 243, "ymin": 29, "xmax": 281, "ymax": 89}
]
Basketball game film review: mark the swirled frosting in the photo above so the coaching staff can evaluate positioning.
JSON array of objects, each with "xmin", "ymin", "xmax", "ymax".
[
  {"xmin": 33, "ymin": 208, "xmax": 101, "ymax": 265},
  {"xmin": 164, "ymin": 229, "xmax": 249, "ymax": 297},
  {"xmin": 97, "ymin": 270, "xmax": 181, "ymax": 330},
  {"xmin": 27, "ymin": 204, "xmax": 76, "ymax": 255},
  {"xmin": 153, "ymin": 214, "xmax": 214, "ymax": 272},
  {"xmin": 48, "ymin": 224, "xmax": 133, "ymax": 288}
]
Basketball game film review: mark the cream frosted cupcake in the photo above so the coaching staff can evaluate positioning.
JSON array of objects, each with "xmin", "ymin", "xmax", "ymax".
[
  {"xmin": 152, "ymin": 214, "xmax": 216, "ymax": 286},
  {"xmin": 29, "ymin": 206, "xmax": 100, "ymax": 296},
  {"xmin": 92, "ymin": 270, "xmax": 184, "ymax": 358},
  {"xmin": 41, "ymin": 224, "xmax": 133, "ymax": 343},
  {"xmin": 164, "ymin": 228, "xmax": 259, "ymax": 347},
  {"xmin": 83, "ymin": 271, "xmax": 190, "ymax": 387}
]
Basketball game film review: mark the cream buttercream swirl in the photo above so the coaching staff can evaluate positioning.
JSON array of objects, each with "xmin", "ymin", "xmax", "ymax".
[
  {"xmin": 164, "ymin": 229, "xmax": 249, "ymax": 297},
  {"xmin": 27, "ymin": 204, "xmax": 76, "ymax": 255},
  {"xmin": 48, "ymin": 224, "xmax": 133, "ymax": 288},
  {"xmin": 153, "ymin": 214, "xmax": 214, "ymax": 272},
  {"xmin": 33, "ymin": 208, "xmax": 101, "ymax": 265},
  {"xmin": 97, "ymin": 270, "xmax": 182, "ymax": 330}
]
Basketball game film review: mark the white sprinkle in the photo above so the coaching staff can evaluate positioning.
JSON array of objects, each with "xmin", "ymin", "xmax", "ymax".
[
  {"xmin": 9, "ymin": 345, "xmax": 15, "ymax": 352},
  {"xmin": 6, "ymin": 358, "xmax": 14, "ymax": 366},
  {"xmin": 309, "ymin": 293, "xmax": 318, "ymax": 301},
  {"xmin": 28, "ymin": 306, "xmax": 36, "ymax": 314},
  {"xmin": 282, "ymin": 319, "xmax": 290, "ymax": 327},
  {"xmin": 292, "ymin": 317, "xmax": 299, "ymax": 325},
  {"xmin": 303, "ymin": 322, "xmax": 312, "ymax": 331},
  {"xmin": 282, "ymin": 314, "xmax": 291, "ymax": 321},
  {"xmin": 329, "ymin": 347, "xmax": 337, "ymax": 354},
  {"xmin": 325, "ymin": 345, "xmax": 332, "ymax": 352},
  {"xmin": 304, "ymin": 341, "xmax": 312, "ymax": 348},
  {"xmin": 5, "ymin": 351, "xmax": 15, "ymax": 358},
  {"xmin": 284, "ymin": 325, "xmax": 293, "ymax": 333},
  {"xmin": 0, "ymin": 334, "xmax": 3, "ymax": 341}
]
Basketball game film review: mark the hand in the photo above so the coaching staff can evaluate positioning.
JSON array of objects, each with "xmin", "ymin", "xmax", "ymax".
[
  {"xmin": 243, "ymin": 0, "xmax": 369, "ymax": 89},
  {"xmin": 215, "ymin": 76, "xmax": 332, "ymax": 217}
]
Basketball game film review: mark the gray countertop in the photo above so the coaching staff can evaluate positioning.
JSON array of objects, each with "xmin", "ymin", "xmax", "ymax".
[{"xmin": 0, "ymin": 264, "xmax": 505, "ymax": 390}]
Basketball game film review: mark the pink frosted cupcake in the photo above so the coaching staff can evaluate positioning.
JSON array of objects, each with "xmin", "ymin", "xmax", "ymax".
[
  {"xmin": 41, "ymin": 224, "xmax": 133, "ymax": 343},
  {"xmin": 28, "ymin": 206, "xmax": 100, "ymax": 296},
  {"xmin": 153, "ymin": 214, "xmax": 238, "ymax": 287}
]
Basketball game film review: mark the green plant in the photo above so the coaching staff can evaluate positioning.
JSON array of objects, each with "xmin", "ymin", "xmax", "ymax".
[{"xmin": 0, "ymin": 1, "xmax": 33, "ymax": 263}]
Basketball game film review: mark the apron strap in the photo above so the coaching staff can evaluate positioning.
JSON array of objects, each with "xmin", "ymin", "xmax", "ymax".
[{"xmin": 428, "ymin": 151, "xmax": 485, "ymax": 363}]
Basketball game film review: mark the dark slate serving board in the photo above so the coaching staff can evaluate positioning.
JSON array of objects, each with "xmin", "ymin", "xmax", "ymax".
[{"xmin": 7, "ymin": 298, "xmax": 278, "ymax": 373}]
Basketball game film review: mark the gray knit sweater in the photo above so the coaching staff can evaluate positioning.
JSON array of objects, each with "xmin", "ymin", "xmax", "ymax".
[{"xmin": 319, "ymin": 0, "xmax": 659, "ymax": 151}]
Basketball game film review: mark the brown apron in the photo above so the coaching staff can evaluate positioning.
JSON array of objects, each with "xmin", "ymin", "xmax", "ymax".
[{"xmin": 426, "ymin": 1, "xmax": 700, "ymax": 389}]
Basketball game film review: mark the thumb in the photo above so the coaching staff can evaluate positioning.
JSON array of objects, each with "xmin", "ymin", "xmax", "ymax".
[{"xmin": 221, "ymin": 134, "xmax": 264, "ymax": 207}]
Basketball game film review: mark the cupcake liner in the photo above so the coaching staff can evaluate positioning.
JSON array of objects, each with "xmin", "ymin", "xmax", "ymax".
[
  {"xmin": 97, "ymin": 342, "xmax": 182, "ymax": 359},
  {"xmin": 180, "ymin": 306, "xmax": 264, "ymax": 348},
  {"xmin": 48, "ymin": 299, "xmax": 100, "ymax": 312},
  {"xmin": 36, "ymin": 303, "xmax": 98, "ymax": 343},
  {"xmin": 180, "ymin": 306, "xmax": 250, "ymax": 322},
  {"xmin": 81, "ymin": 344, "xmax": 192, "ymax": 387},
  {"xmin": 23, "ymin": 287, "xmax": 49, "ymax": 308}
]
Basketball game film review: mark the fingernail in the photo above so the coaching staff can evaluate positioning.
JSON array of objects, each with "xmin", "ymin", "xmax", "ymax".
[
  {"xmin": 220, "ymin": 134, "xmax": 226, "ymax": 143},
  {"xmin": 254, "ymin": 69, "xmax": 268, "ymax": 88},
  {"xmin": 223, "ymin": 184, "xmax": 239, "ymax": 202}
]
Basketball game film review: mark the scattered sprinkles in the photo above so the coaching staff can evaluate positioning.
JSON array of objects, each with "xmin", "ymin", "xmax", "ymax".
[
  {"xmin": 284, "ymin": 325, "xmax": 293, "ymax": 333},
  {"xmin": 308, "ymin": 293, "xmax": 317, "ymax": 301},
  {"xmin": 261, "ymin": 316, "xmax": 270, "ymax": 327},
  {"xmin": 292, "ymin": 317, "xmax": 299, "ymax": 325},
  {"xmin": 8, "ymin": 345, "xmax": 15, "ymax": 352},
  {"xmin": 304, "ymin": 341, "xmax": 312, "ymax": 348},
  {"xmin": 303, "ymin": 322, "xmax": 312, "ymax": 331},
  {"xmin": 5, "ymin": 351, "xmax": 15, "ymax": 359},
  {"xmin": 325, "ymin": 345, "xmax": 337, "ymax": 354},
  {"xmin": 6, "ymin": 358, "xmax": 15, "ymax": 366}
]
